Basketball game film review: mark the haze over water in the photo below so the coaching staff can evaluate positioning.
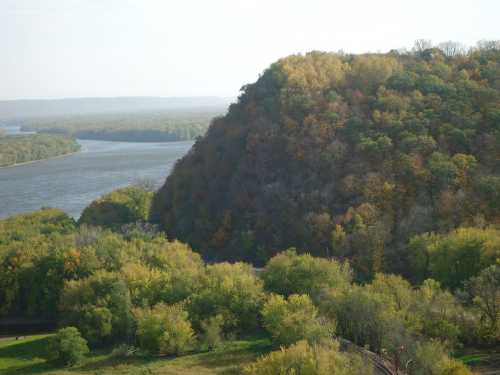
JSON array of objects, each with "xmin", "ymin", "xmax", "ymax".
[{"xmin": 0, "ymin": 132, "xmax": 192, "ymax": 219}]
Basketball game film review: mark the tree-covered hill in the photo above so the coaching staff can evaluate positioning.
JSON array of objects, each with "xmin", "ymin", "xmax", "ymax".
[
  {"xmin": 151, "ymin": 42, "xmax": 500, "ymax": 276},
  {"xmin": 17, "ymin": 108, "xmax": 227, "ymax": 142},
  {"xmin": 0, "ymin": 134, "xmax": 80, "ymax": 167}
]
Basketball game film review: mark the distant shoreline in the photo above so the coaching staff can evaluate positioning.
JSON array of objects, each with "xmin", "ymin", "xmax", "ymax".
[{"xmin": 0, "ymin": 149, "xmax": 80, "ymax": 169}]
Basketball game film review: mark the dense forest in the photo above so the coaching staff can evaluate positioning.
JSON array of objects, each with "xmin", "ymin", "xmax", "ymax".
[
  {"xmin": 1, "ymin": 205, "xmax": 496, "ymax": 374},
  {"xmin": 151, "ymin": 42, "xmax": 500, "ymax": 283},
  {"xmin": 17, "ymin": 108, "xmax": 227, "ymax": 142},
  {"xmin": 0, "ymin": 134, "xmax": 80, "ymax": 167}
]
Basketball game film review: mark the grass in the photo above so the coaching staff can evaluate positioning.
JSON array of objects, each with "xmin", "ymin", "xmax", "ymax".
[
  {"xmin": 457, "ymin": 348, "xmax": 500, "ymax": 374},
  {"xmin": 0, "ymin": 335, "xmax": 272, "ymax": 375}
]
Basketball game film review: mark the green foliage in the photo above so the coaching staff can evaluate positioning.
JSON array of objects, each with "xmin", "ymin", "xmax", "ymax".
[
  {"xmin": 60, "ymin": 271, "xmax": 134, "ymax": 345},
  {"xmin": 261, "ymin": 294, "xmax": 331, "ymax": 346},
  {"xmin": 323, "ymin": 285, "xmax": 394, "ymax": 352},
  {"xmin": 187, "ymin": 262, "xmax": 265, "ymax": 333},
  {"xmin": 413, "ymin": 340, "xmax": 472, "ymax": 375},
  {"xmin": 261, "ymin": 249, "xmax": 352, "ymax": 302},
  {"xmin": 19, "ymin": 109, "xmax": 223, "ymax": 142},
  {"xmin": 465, "ymin": 265, "xmax": 500, "ymax": 341},
  {"xmin": 0, "ymin": 209, "xmax": 77, "ymax": 318},
  {"xmin": 47, "ymin": 327, "xmax": 89, "ymax": 367},
  {"xmin": 200, "ymin": 314, "xmax": 225, "ymax": 351},
  {"xmin": 134, "ymin": 303, "xmax": 196, "ymax": 356},
  {"xmin": 243, "ymin": 340, "xmax": 371, "ymax": 375},
  {"xmin": 151, "ymin": 47, "xmax": 500, "ymax": 277},
  {"xmin": 0, "ymin": 134, "xmax": 80, "ymax": 167},
  {"xmin": 409, "ymin": 227, "xmax": 500, "ymax": 289},
  {"xmin": 416, "ymin": 279, "xmax": 464, "ymax": 345},
  {"xmin": 78, "ymin": 186, "xmax": 154, "ymax": 229}
]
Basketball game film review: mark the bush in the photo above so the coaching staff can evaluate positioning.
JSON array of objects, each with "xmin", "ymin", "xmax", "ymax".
[
  {"xmin": 48, "ymin": 327, "xmax": 89, "ymax": 366},
  {"xmin": 243, "ymin": 339, "xmax": 371, "ymax": 375},
  {"xmin": 262, "ymin": 294, "xmax": 332, "ymax": 346},
  {"xmin": 134, "ymin": 303, "xmax": 196, "ymax": 355},
  {"xmin": 261, "ymin": 249, "xmax": 352, "ymax": 302}
]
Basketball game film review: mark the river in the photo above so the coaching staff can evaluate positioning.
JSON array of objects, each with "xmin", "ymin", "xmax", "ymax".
[{"xmin": 0, "ymin": 127, "xmax": 192, "ymax": 219}]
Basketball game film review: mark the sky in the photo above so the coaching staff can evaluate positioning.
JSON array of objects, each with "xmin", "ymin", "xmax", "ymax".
[{"xmin": 1, "ymin": 0, "xmax": 499, "ymax": 100}]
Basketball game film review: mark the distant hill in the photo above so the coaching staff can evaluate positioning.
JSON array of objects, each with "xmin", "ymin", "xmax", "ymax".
[
  {"xmin": 151, "ymin": 47, "xmax": 500, "ymax": 275},
  {"xmin": 0, "ymin": 96, "xmax": 233, "ymax": 120}
]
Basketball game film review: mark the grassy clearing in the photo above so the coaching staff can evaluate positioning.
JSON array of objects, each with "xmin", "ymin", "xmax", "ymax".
[{"xmin": 0, "ymin": 334, "xmax": 272, "ymax": 375}]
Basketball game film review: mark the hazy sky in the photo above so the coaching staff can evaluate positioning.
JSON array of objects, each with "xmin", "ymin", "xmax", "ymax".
[{"xmin": 1, "ymin": 0, "xmax": 499, "ymax": 100}]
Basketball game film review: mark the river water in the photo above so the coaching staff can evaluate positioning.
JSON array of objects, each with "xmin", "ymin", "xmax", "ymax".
[{"xmin": 0, "ymin": 127, "xmax": 192, "ymax": 219}]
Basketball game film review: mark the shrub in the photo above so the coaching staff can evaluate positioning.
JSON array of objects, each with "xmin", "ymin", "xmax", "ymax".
[
  {"xmin": 243, "ymin": 340, "xmax": 371, "ymax": 375},
  {"xmin": 48, "ymin": 327, "xmax": 89, "ymax": 366},
  {"xmin": 261, "ymin": 249, "xmax": 352, "ymax": 302},
  {"xmin": 134, "ymin": 303, "xmax": 196, "ymax": 355},
  {"xmin": 262, "ymin": 294, "xmax": 332, "ymax": 346}
]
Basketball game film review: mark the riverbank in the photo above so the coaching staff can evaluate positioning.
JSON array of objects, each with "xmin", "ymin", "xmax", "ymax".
[{"xmin": 0, "ymin": 149, "xmax": 80, "ymax": 169}]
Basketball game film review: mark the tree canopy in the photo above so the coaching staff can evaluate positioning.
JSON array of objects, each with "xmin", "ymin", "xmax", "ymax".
[{"xmin": 151, "ymin": 44, "xmax": 500, "ymax": 277}]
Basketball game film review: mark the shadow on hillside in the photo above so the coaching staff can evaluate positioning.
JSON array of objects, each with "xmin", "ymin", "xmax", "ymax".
[{"xmin": 0, "ymin": 336, "xmax": 58, "ymax": 374}]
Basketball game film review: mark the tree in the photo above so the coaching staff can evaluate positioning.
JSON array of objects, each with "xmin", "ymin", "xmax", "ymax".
[
  {"xmin": 134, "ymin": 303, "xmax": 196, "ymax": 356},
  {"xmin": 261, "ymin": 294, "xmax": 331, "ymax": 346},
  {"xmin": 200, "ymin": 314, "xmax": 224, "ymax": 351},
  {"xmin": 465, "ymin": 265, "xmax": 500, "ymax": 341},
  {"xmin": 261, "ymin": 249, "xmax": 352, "ymax": 302},
  {"xmin": 47, "ymin": 327, "xmax": 89, "ymax": 366},
  {"xmin": 412, "ymin": 340, "xmax": 472, "ymax": 375},
  {"xmin": 243, "ymin": 340, "xmax": 371, "ymax": 375},
  {"xmin": 187, "ymin": 262, "xmax": 265, "ymax": 332},
  {"xmin": 59, "ymin": 271, "xmax": 134, "ymax": 345},
  {"xmin": 78, "ymin": 186, "xmax": 154, "ymax": 229},
  {"xmin": 425, "ymin": 228, "xmax": 500, "ymax": 289},
  {"xmin": 438, "ymin": 41, "xmax": 467, "ymax": 57},
  {"xmin": 413, "ymin": 39, "xmax": 433, "ymax": 54},
  {"xmin": 322, "ymin": 285, "xmax": 394, "ymax": 352}
]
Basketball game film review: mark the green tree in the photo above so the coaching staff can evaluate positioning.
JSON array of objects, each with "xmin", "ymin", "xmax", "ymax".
[
  {"xmin": 188, "ymin": 262, "xmax": 265, "ymax": 332},
  {"xmin": 47, "ymin": 327, "xmax": 89, "ymax": 367},
  {"xmin": 465, "ymin": 265, "xmax": 500, "ymax": 341},
  {"xmin": 243, "ymin": 340, "xmax": 371, "ymax": 375},
  {"xmin": 261, "ymin": 294, "xmax": 331, "ymax": 346},
  {"xmin": 79, "ymin": 186, "xmax": 153, "ymax": 229},
  {"xmin": 134, "ymin": 303, "xmax": 196, "ymax": 356},
  {"xmin": 261, "ymin": 249, "xmax": 352, "ymax": 302}
]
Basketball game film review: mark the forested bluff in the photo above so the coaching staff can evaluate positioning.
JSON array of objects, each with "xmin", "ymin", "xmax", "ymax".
[{"xmin": 1, "ymin": 41, "xmax": 499, "ymax": 374}]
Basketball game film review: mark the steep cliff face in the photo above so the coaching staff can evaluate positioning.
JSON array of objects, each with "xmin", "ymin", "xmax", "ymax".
[{"xmin": 152, "ymin": 49, "xmax": 500, "ymax": 274}]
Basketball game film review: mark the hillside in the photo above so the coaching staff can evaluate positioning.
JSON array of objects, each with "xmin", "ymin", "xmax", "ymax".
[{"xmin": 151, "ymin": 46, "xmax": 500, "ymax": 276}]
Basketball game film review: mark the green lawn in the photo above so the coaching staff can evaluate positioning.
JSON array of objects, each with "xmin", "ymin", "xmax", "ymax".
[{"xmin": 0, "ymin": 334, "xmax": 272, "ymax": 375}]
